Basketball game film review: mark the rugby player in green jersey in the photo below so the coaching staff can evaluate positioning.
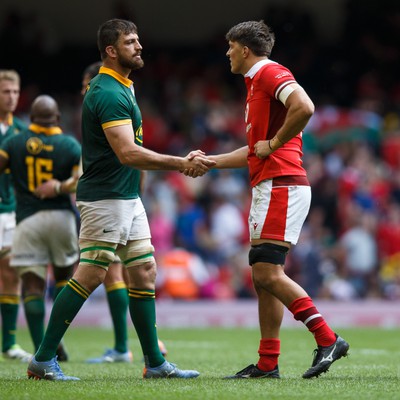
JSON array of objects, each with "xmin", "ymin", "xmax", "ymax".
[
  {"xmin": 0, "ymin": 69, "xmax": 32, "ymax": 362},
  {"xmin": 27, "ymin": 18, "xmax": 214, "ymax": 380},
  {"xmin": 81, "ymin": 61, "xmax": 167, "ymax": 364},
  {"xmin": 0, "ymin": 94, "xmax": 81, "ymax": 364}
]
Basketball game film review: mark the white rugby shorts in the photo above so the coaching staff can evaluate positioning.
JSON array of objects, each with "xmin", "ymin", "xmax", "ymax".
[
  {"xmin": 77, "ymin": 198, "xmax": 151, "ymax": 245},
  {"xmin": 10, "ymin": 210, "xmax": 79, "ymax": 267},
  {"xmin": 249, "ymin": 178, "xmax": 311, "ymax": 245}
]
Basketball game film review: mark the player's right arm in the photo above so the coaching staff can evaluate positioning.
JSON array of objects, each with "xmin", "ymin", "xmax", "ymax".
[
  {"xmin": 104, "ymin": 123, "xmax": 215, "ymax": 176},
  {"xmin": 208, "ymin": 146, "xmax": 248, "ymax": 169}
]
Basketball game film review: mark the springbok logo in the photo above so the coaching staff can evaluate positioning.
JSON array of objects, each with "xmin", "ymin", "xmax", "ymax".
[{"xmin": 26, "ymin": 137, "xmax": 43, "ymax": 155}]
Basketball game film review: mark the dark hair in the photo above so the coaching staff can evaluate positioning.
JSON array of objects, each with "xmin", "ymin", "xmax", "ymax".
[
  {"xmin": 97, "ymin": 19, "xmax": 138, "ymax": 60},
  {"xmin": 225, "ymin": 20, "xmax": 275, "ymax": 57},
  {"xmin": 83, "ymin": 61, "xmax": 102, "ymax": 80}
]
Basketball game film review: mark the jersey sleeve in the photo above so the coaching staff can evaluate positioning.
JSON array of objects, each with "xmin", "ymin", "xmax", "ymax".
[
  {"xmin": 66, "ymin": 135, "xmax": 82, "ymax": 168},
  {"xmin": 259, "ymin": 64, "xmax": 297, "ymax": 101},
  {"xmin": 95, "ymin": 88, "xmax": 132, "ymax": 130}
]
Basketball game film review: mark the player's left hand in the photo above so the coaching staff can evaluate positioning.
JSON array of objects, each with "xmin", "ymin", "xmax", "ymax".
[{"xmin": 254, "ymin": 140, "xmax": 273, "ymax": 159}]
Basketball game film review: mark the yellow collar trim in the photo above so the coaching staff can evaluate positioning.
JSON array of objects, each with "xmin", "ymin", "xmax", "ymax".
[
  {"xmin": 99, "ymin": 66, "xmax": 132, "ymax": 88},
  {"xmin": 29, "ymin": 123, "xmax": 62, "ymax": 135},
  {"xmin": 0, "ymin": 113, "xmax": 13, "ymax": 125}
]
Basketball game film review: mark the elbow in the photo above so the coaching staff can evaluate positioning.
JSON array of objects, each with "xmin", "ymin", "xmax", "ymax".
[
  {"xmin": 300, "ymin": 100, "xmax": 314, "ymax": 123},
  {"xmin": 304, "ymin": 99, "xmax": 315, "ymax": 119},
  {"xmin": 117, "ymin": 151, "xmax": 132, "ymax": 166}
]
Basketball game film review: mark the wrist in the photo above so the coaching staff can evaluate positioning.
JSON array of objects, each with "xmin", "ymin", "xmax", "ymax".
[
  {"xmin": 269, "ymin": 136, "xmax": 285, "ymax": 151},
  {"xmin": 54, "ymin": 180, "xmax": 62, "ymax": 195}
]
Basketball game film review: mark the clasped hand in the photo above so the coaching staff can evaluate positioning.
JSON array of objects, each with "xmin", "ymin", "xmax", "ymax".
[{"xmin": 181, "ymin": 150, "xmax": 216, "ymax": 178}]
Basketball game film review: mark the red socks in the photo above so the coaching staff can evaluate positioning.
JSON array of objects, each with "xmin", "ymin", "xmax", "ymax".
[
  {"xmin": 257, "ymin": 338, "xmax": 280, "ymax": 371},
  {"xmin": 288, "ymin": 296, "xmax": 336, "ymax": 347}
]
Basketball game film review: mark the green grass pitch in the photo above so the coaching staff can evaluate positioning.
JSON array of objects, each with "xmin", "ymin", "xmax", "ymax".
[{"xmin": 1, "ymin": 327, "xmax": 398, "ymax": 399}]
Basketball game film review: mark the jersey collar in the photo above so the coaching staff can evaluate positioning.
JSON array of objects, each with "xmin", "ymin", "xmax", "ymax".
[
  {"xmin": 29, "ymin": 123, "xmax": 62, "ymax": 135},
  {"xmin": 245, "ymin": 59, "xmax": 275, "ymax": 79},
  {"xmin": 99, "ymin": 66, "xmax": 133, "ymax": 88}
]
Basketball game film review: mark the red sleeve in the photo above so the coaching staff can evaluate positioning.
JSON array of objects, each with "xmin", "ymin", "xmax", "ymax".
[{"xmin": 258, "ymin": 63, "xmax": 297, "ymax": 100}]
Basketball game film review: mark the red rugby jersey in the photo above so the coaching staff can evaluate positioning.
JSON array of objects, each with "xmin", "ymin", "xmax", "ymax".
[{"xmin": 244, "ymin": 60, "xmax": 307, "ymax": 187}]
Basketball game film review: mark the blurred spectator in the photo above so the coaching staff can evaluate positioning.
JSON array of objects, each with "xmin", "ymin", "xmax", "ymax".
[
  {"xmin": 156, "ymin": 248, "xmax": 210, "ymax": 300},
  {"xmin": 334, "ymin": 203, "xmax": 379, "ymax": 298}
]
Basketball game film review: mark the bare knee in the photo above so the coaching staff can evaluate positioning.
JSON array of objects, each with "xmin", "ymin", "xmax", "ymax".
[
  {"xmin": 73, "ymin": 264, "xmax": 107, "ymax": 293},
  {"xmin": 104, "ymin": 262, "xmax": 124, "ymax": 286},
  {"xmin": 127, "ymin": 260, "xmax": 157, "ymax": 289},
  {"xmin": 21, "ymin": 272, "xmax": 46, "ymax": 297},
  {"xmin": 252, "ymin": 264, "xmax": 284, "ymax": 293},
  {"xmin": 0, "ymin": 262, "xmax": 20, "ymax": 292}
]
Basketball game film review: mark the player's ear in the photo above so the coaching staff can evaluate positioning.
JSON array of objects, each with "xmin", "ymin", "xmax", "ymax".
[{"xmin": 105, "ymin": 45, "xmax": 117, "ymax": 59}]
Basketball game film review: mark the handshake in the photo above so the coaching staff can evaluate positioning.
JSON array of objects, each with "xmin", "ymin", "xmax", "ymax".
[{"xmin": 180, "ymin": 150, "xmax": 216, "ymax": 178}]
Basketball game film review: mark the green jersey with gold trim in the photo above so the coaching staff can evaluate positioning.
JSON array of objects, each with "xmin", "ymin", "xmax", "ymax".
[
  {"xmin": 0, "ymin": 115, "xmax": 26, "ymax": 213},
  {"xmin": 0, "ymin": 123, "xmax": 81, "ymax": 223},
  {"xmin": 77, "ymin": 66, "xmax": 142, "ymax": 201}
]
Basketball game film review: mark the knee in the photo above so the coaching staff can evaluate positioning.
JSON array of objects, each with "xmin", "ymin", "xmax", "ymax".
[
  {"xmin": 0, "ymin": 264, "xmax": 20, "ymax": 287},
  {"xmin": 252, "ymin": 267, "xmax": 283, "ymax": 293},
  {"xmin": 127, "ymin": 260, "xmax": 157, "ymax": 288},
  {"xmin": 140, "ymin": 260, "xmax": 157, "ymax": 283},
  {"xmin": 21, "ymin": 272, "xmax": 46, "ymax": 297},
  {"xmin": 104, "ymin": 262, "xmax": 124, "ymax": 286}
]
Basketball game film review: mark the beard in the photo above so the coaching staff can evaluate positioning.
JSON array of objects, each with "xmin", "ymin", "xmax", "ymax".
[{"xmin": 117, "ymin": 51, "xmax": 144, "ymax": 71}]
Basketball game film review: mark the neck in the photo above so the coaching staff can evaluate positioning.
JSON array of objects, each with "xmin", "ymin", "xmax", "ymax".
[
  {"xmin": 0, "ymin": 111, "xmax": 10, "ymax": 121},
  {"xmin": 103, "ymin": 61, "xmax": 131, "ymax": 79},
  {"xmin": 243, "ymin": 56, "xmax": 269, "ymax": 75}
]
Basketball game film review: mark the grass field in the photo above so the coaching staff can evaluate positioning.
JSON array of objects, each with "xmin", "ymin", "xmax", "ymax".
[{"xmin": 0, "ymin": 327, "xmax": 399, "ymax": 400}]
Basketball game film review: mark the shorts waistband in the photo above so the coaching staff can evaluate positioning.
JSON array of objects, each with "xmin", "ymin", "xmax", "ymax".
[{"xmin": 272, "ymin": 175, "xmax": 310, "ymax": 187}]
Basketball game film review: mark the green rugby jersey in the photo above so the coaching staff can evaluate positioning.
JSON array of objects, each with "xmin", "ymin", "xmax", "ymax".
[
  {"xmin": 77, "ymin": 66, "xmax": 143, "ymax": 201},
  {"xmin": 0, "ymin": 115, "xmax": 26, "ymax": 213},
  {"xmin": 0, "ymin": 123, "xmax": 81, "ymax": 223}
]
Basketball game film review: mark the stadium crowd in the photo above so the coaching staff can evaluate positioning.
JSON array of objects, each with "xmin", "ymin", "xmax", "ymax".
[{"xmin": 1, "ymin": 0, "xmax": 400, "ymax": 301}]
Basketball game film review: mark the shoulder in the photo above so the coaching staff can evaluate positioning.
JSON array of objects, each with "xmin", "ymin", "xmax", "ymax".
[
  {"xmin": 60, "ymin": 133, "xmax": 81, "ymax": 149},
  {"xmin": 259, "ymin": 61, "xmax": 294, "ymax": 80},
  {"xmin": 13, "ymin": 116, "xmax": 28, "ymax": 130}
]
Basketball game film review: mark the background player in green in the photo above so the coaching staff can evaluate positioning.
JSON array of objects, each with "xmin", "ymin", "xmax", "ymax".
[
  {"xmin": 27, "ymin": 18, "xmax": 214, "ymax": 381},
  {"xmin": 0, "ymin": 94, "xmax": 81, "ymax": 359},
  {"xmin": 0, "ymin": 69, "xmax": 32, "ymax": 362}
]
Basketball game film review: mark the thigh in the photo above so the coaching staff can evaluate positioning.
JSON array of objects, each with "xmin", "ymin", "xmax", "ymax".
[
  {"xmin": 46, "ymin": 210, "xmax": 79, "ymax": 266},
  {"xmin": 249, "ymin": 181, "xmax": 311, "ymax": 245},
  {"xmin": 127, "ymin": 198, "xmax": 151, "ymax": 241},
  {"xmin": 10, "ymin": 213, "xmax": 48, "ymax": 267},
  {"xmin": 77, "ymin": 199, "xmax": 148, "ymax": 245}
]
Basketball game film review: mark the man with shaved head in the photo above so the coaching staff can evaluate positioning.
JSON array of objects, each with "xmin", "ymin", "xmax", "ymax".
[{"xmin": 0, "ymin": 94, "xmax": 81, "ymax": 361}]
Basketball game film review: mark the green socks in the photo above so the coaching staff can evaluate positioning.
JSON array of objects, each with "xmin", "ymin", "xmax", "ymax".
[
  {"xmin": 35, "ymin": 279, "xmax": 89, "ymax": 361},
  {"xmin": 106, "ymin": 282, "xmax": 129, "ymax": 354},
  {"xmin": 0, "ymin": 295, "xmax": 19, "ymax": 352},
  {"xmin": 53, "ymin": 280, "xmax": 68, "ymax": 300},
  {"xmin": 128, "ymin": 288, "xmax": 164, "ymax": 367},
  {"xmin": 23, "ymin": 295, "xmax": 45, "ymax": 352}
]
